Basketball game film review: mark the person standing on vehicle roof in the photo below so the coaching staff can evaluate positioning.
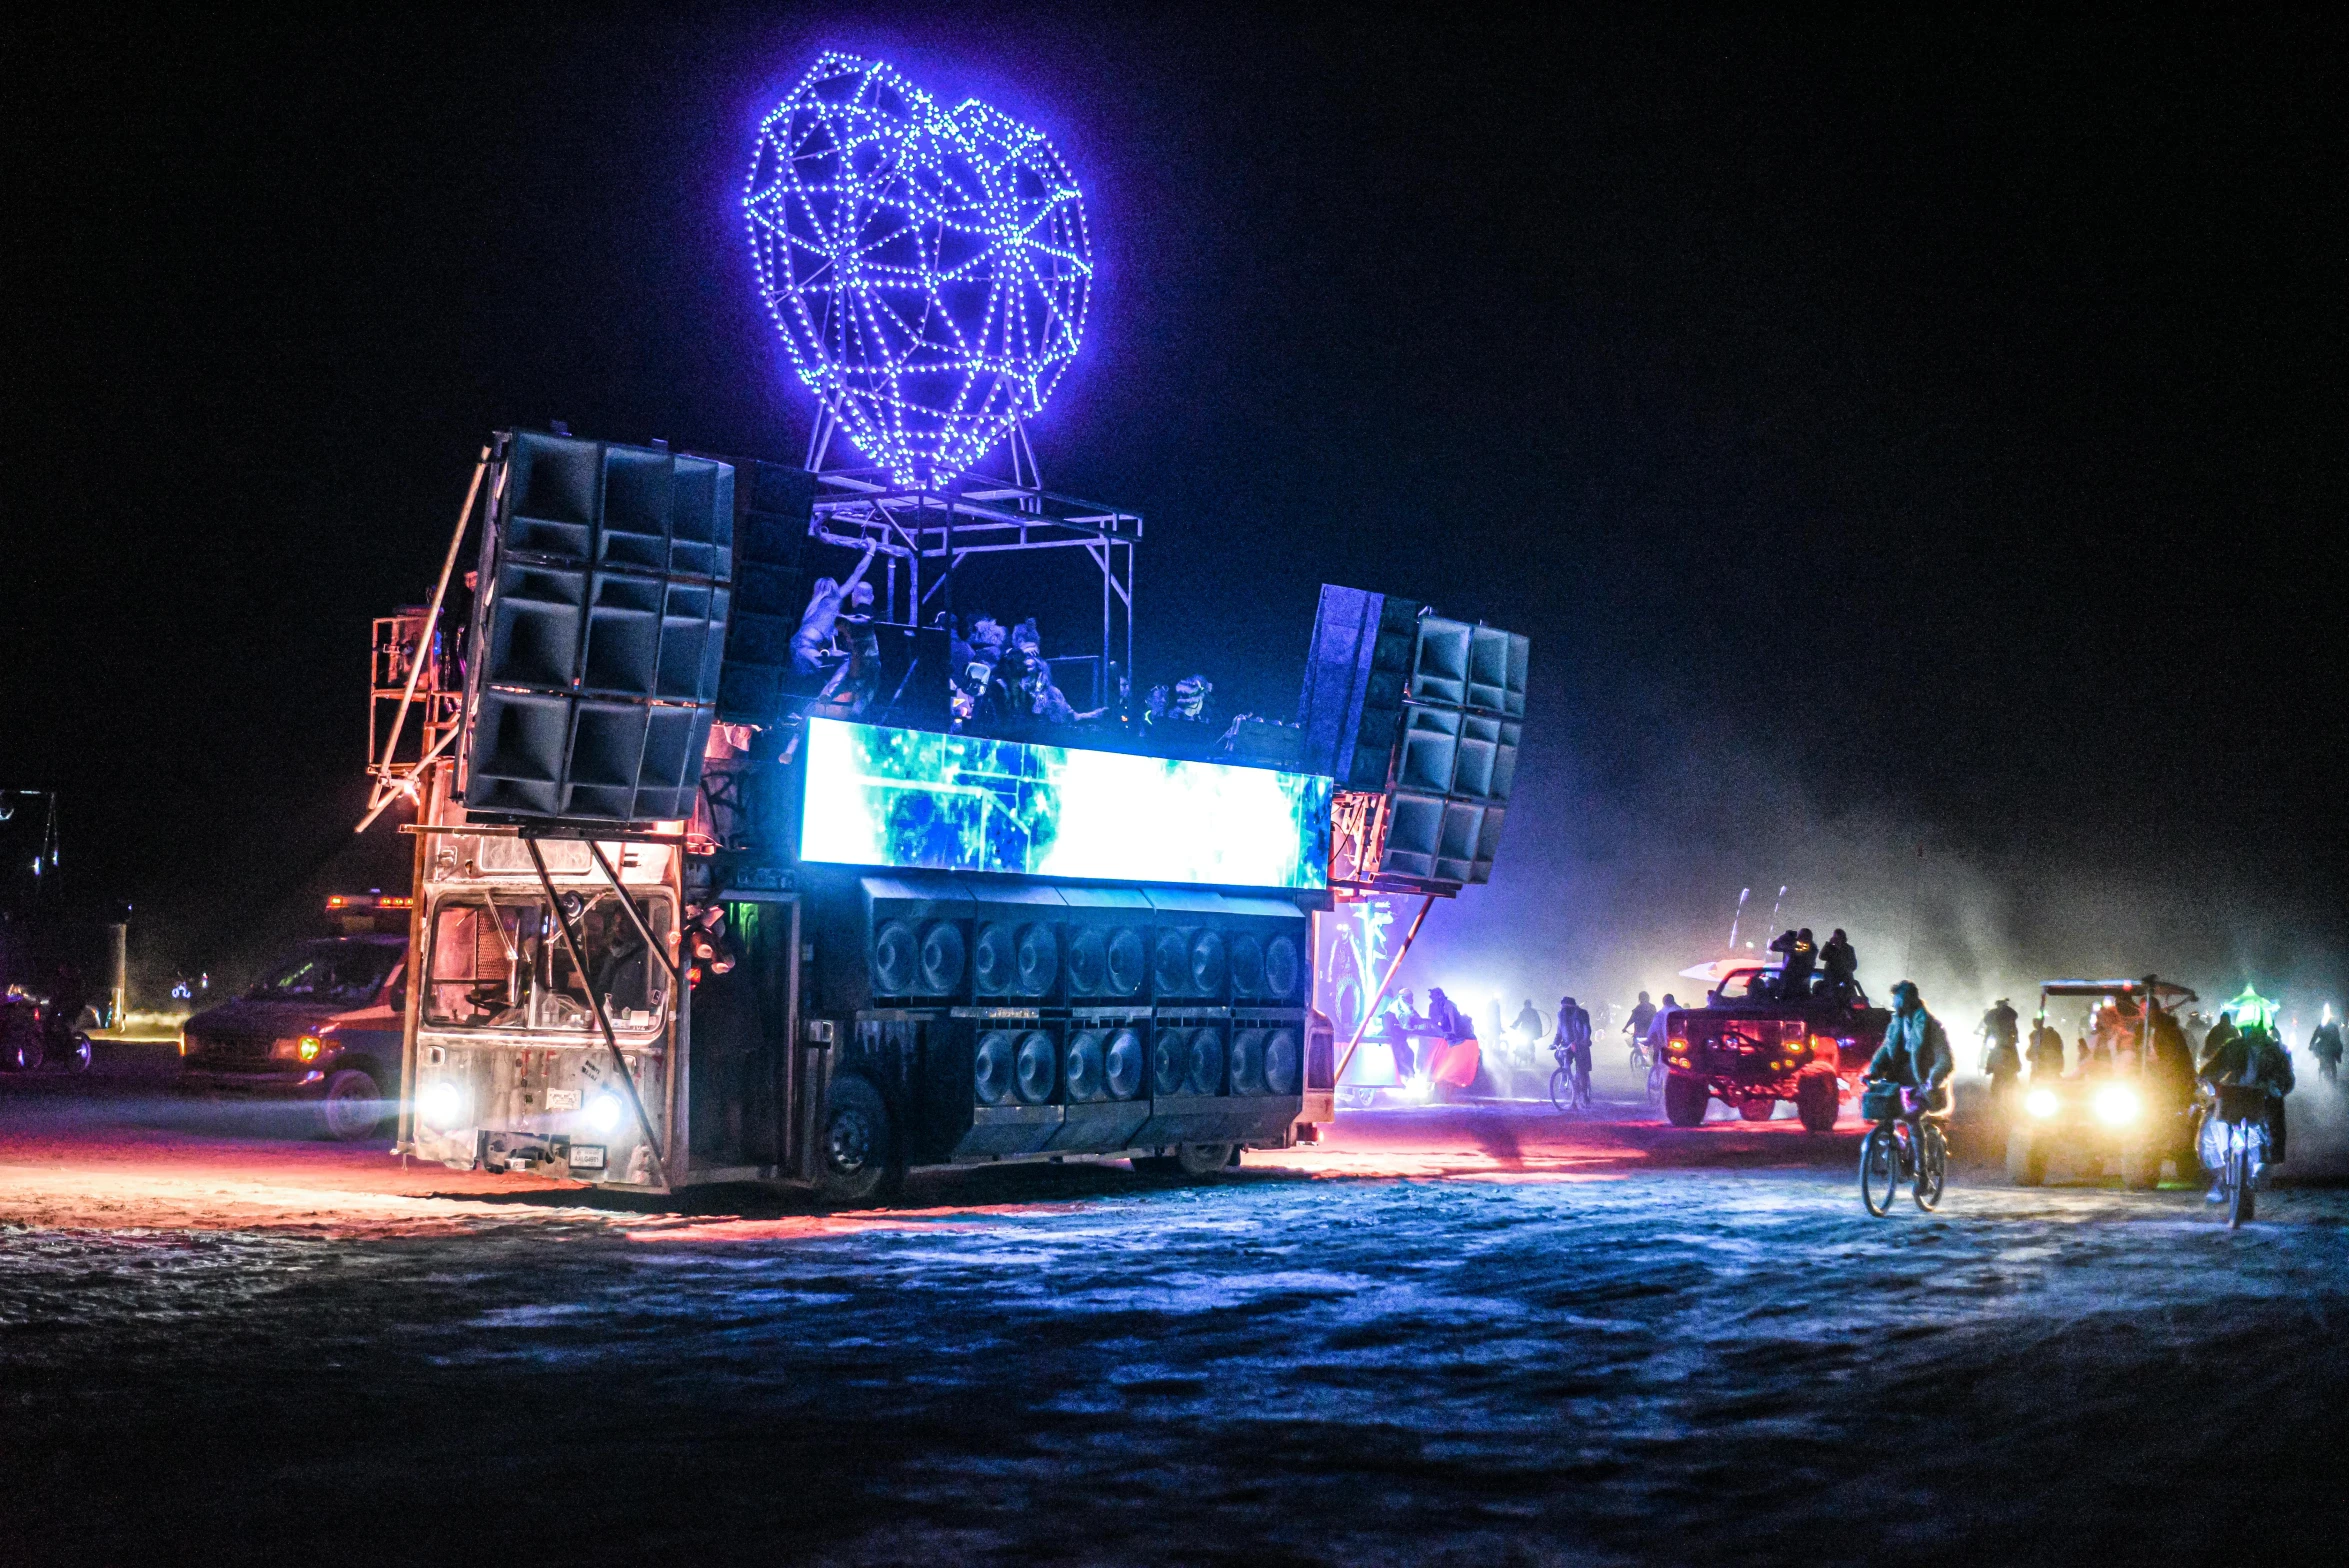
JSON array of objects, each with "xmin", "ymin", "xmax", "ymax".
[
  {"xmin": 1865, "ymin": 981, "xmax": 1955, "ymax": 1114},
  {"xmin": 2027, "ymin": 1011, "xmax": 2066, "ymax": 1082},
  {"xmin": 1820, "ymin": 929, "xmax": 1858, "ymax": 1005},
  {"xmin": 1769, "ymin": 928, "xmax": 1817, "ymax": 999},
  {"xmin": 1979, "ymin": 998, "xmax": 2022, "ymax": 1113}
]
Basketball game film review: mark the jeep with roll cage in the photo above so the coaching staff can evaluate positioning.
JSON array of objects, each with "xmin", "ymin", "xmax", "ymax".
[{"xmin": 1656, "ymin": 964, "xmax": 1891, "ymax": 1132}]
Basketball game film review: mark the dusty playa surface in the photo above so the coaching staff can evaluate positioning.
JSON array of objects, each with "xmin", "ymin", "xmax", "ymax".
[{"xmin": 5, "ymin": 1084, "xmax": 2347, "ymax": 1566}]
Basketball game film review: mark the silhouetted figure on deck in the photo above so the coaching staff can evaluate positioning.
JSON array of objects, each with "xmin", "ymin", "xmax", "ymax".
[
  {"xmin": 1769, "ymin": 928, "xmax": 1816, "ymax": 999},
  {"xmin": 1820, "ymin": 929, "xmax": 1858, "ymax": 1005}
]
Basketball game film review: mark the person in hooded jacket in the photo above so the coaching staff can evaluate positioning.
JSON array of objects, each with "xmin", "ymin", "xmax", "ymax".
[{"xmin": 1865, "ymin": 981, "xmax": 1955, "ymax": 1115}]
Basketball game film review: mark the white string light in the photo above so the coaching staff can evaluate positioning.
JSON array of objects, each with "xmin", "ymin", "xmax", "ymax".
[{"xmin": 744, "ymin": 52, "xmax": 1092, "ymax": 490}]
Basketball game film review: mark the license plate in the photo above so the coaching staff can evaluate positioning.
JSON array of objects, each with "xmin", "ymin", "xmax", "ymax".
[
  {"xmin": 568, "ymin": 1144, "xmax": 607, "ymax": 1170},
  {"xmin": 544, "ymin": 1089, "xmax": 581, "ymax": 1110}
]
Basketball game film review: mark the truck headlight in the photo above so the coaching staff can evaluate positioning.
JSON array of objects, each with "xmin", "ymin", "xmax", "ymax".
[
  {"xmin": 584, "ymin": 1092, "xmax": 625, "ymax": 1134},
  {"xmin": 2025, "ymin": 1088, "xmax": 2060, "ymax": 1119},
  {"xmin": 297, "ymin": 1034, "xmax": 324, "ymax": 1063},
  {"xmin": 2091, "ymin": 1083, "xmax": 2140, "ymax": 1127},
  {"xmin": 420, "ymin": 1080, "xmax": 469, "ymax": 1129}
]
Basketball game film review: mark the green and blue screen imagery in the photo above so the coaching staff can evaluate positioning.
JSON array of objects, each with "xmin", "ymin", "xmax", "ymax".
[{"xmin": 799, "ymin": 718, "xmax": 1332, "ymax": 891}]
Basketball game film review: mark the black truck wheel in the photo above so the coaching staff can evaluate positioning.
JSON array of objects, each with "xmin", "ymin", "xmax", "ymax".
[
  {"xmin": 1795, "ymin": 1073, "xmax": 1840, "ymax": 1133},
  {"xmin": 2119, "ymin": 1141, "xmax": 2159, "ymax": 1191},
  {"xmin": 317, "ymin": 1069, "xmax": 386, "ymax": 1142},
  {"xmin": 812, "ymin": 1074, "xmax": 894, "ymax": 1206},
  {"xmin": 1175, "ymin": 1142, "xmax": 1236, "ymax": 1178},
  {"xmin": 1662, "ymin": 1073, "xmax": 1708, "ymax": 1127}
]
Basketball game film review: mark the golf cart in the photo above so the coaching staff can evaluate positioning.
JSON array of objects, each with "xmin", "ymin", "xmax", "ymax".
[{"xmin": 2007, "ymin": 977, "xmax": 2199, "ymax": 1189}]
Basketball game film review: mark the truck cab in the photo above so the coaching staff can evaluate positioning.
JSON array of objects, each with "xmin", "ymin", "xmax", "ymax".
[
  {"xmin": 1657, "ymin": 966, "xmax": 1889, "ymax": 1131},
  {"xmin": 179, "ymin": 924, "xmax": 408, "ymax": 1139}
]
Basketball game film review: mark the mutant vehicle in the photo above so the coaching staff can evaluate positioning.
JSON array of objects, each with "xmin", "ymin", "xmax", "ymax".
[
  {"xmin": 1656, "ymin": 965, "xmax": 1890, "ymax": 1131},
  {"xmin": 177, "ymin": 895, "xmax": 413, "ymax": 1140},
  {"xmin": 363, "ymin": 430, "xmax": 1528, "ymax": 1201},
  {"xmin": 2006, "ymin": 977, "xmax": 2199, "ymax": 1189}
]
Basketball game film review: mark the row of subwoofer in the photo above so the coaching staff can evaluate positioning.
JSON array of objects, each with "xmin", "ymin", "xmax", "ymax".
[
  {"xmin": 973, "ymin": 1023, "xmax": 1305, "ymax": 1107},
  {"xmin": 875, "ymin": 919, "xmax": 1303, "ymax": 1003}
]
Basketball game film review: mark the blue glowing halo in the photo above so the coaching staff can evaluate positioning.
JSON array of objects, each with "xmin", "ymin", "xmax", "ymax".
[{"xmin": 743, "ymin": 53, "xmax": 1093, "ymax": 489}]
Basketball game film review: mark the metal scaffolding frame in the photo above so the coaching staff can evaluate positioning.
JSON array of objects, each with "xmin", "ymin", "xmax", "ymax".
[{"xmin": 801, "ymin": 418, "xmax": 1141, "ymax": 711}]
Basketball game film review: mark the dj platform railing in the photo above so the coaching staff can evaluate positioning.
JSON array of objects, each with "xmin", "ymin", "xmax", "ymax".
[{"xmin": 804, "ymin": 419, "xmax": 1140, "ymax": 713}]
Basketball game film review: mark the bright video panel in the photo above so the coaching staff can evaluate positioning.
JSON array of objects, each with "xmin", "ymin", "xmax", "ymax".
[{"xmin": 800, "ymin": 719, "xmax": 1331, "ymax": 891}]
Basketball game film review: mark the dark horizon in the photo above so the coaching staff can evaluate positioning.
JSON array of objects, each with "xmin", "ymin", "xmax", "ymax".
[{"xmin": 9, "ymin": 8, "xmax": 2343, "ymax": 1016}]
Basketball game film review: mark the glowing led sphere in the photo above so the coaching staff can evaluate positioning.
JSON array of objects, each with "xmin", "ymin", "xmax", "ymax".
[{"xmin": 744, "ymin": 53, "xmax": 1092, "ymax": 488}]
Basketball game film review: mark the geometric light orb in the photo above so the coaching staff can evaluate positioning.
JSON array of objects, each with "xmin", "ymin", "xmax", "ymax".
[{"xmin": 743, "ymin": 52, "xmax": 1092, "ymax": 490}]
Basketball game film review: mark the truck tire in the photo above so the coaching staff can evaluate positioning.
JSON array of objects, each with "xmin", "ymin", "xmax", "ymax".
[
  {"xmin": 2119, "ymin": 1141, "xmax": 2158, "ymax": 1191},
  {"xmin": 1662, "ymin": 1074, "xmax": 1708, "ymax": 1128},
  {"xmin": 812, "ymin": 1074, "xmax": 894, "ymax": 1207},
  {"xmin": 2006, "ymin": 1125, "xmax": 2046, "ymax": 1187},
  {"xmin": 1175, "ymin": 1142, "xmax": 1236, "ymax": 1178},
  {"xmin": 317, "ymin": 1069, "xmax": 386, "ymax": 1142},
  {"xmin": 1736, "ymin": 1100, "xmax": 1776, "ymax": 1122},
  {"xmin": 1795, "ymin": 1074, "xmax": 1840, "ymax": 1133}
]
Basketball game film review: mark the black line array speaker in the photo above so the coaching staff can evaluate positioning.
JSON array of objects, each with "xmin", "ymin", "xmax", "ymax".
[
  {"xmin": 463, "ymin": 431, "xmax": 734, "ymax": 823},
  {"xmin": 715, "ymin": 460, "xmax": 816, "ymax": 725},
  {"xmin": 1297, "ymin": 585, "xmax": 1424, "ymax": 792},
  {"xmin": 1377, "ymin": 614, "xmax": 1530, "ymax": 885}
]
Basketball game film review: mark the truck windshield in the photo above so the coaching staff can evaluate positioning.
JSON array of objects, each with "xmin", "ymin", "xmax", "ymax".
[
  {"xmin": 423, "ymin": 892, "xmax": 671, "ymax": 1033},
  {"xmin": 247, "ymin": 941, "xmax": 401, "ymax": 1007}
]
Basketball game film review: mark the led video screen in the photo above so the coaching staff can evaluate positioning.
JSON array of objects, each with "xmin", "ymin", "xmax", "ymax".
[{"xmin": 800, "ymin": 719, "xmax": 1332, "ymax": 891}]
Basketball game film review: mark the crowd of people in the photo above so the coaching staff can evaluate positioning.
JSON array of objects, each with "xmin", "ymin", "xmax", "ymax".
[{"xmin": 788, "ymin": 544, "xmax": 1238, "ymax": 755}]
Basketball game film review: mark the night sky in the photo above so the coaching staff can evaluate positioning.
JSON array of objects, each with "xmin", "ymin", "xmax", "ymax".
[{"xmin": 9, "ymin": 9, "xmax": 2344, "ymax": 1014}]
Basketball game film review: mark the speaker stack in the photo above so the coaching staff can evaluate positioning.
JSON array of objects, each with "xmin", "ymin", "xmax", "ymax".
[
  {"xmin": 461, "ymin": 431, "xmax": 735, "ymax": 824},
  {"xmin": 1297, "ymin": 584, "xmax": 1531, "ymax": 888},
  {"xmin": 1377, "ymin": 615, "xmax": 1528, "ymax": 885},
  {"xmin": 856, "ymin": 876, "xmax": 1310, "ymax": 1159}
]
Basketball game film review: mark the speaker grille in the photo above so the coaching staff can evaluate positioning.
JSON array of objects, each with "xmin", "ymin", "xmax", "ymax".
[{"xmin": 463, "ymin": 430, "xmax": 734, "ymax": 825}]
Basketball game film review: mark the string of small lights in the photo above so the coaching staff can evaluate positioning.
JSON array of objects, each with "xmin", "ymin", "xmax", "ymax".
[{"xmin": 744, "ymin": 52, "xmax": 1092, "ymax": 489}]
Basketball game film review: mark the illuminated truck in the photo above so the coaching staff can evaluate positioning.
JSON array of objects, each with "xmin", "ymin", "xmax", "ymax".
[
  {"xmin": 371, "ymin": 431, "xmax": 1522, "ymax": 1200},
  {"xmin": 395, "ymin": 715, "xmax": 1333, "ymax": 1201}
]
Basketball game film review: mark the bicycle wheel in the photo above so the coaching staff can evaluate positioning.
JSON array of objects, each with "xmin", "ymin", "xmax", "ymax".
[
  {"xmin": 2228, "ymin": 1147, "xmax": 2253, "ymax": 1228},
  {"xmin": 1913, "ymin": 1122, "xmax": 1947, "ymax": 1211},
  {"xmin": 1573, "ymin": 1068, "xmax": 1592, "ymax": 1111},
  {"xmin": 1549, "ymin": 1066, "xmax": 1573, "ymax": 1113},
  {"xmin": 1860, "ymin": 1125, "xmax": 1900, "ymax": 1216}
]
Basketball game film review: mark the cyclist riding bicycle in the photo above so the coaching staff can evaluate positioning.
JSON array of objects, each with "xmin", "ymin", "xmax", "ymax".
[
  {"xmin": 1864, "ymin": 980, "xmax": 1955, "ymax": 1119},
  {"xmin": 1553, "ymin": 995, "xmax": 1593, "ymax": 1102},
  {"xmin": 2197, "ymin": 1020, "xmax": 2293, "ymax": 1203}
]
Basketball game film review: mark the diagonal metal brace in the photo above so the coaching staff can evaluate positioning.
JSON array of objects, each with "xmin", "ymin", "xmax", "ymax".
[{"xmin": 528, "ymin": 838, "xmax": 670, "ymax": 1190}]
